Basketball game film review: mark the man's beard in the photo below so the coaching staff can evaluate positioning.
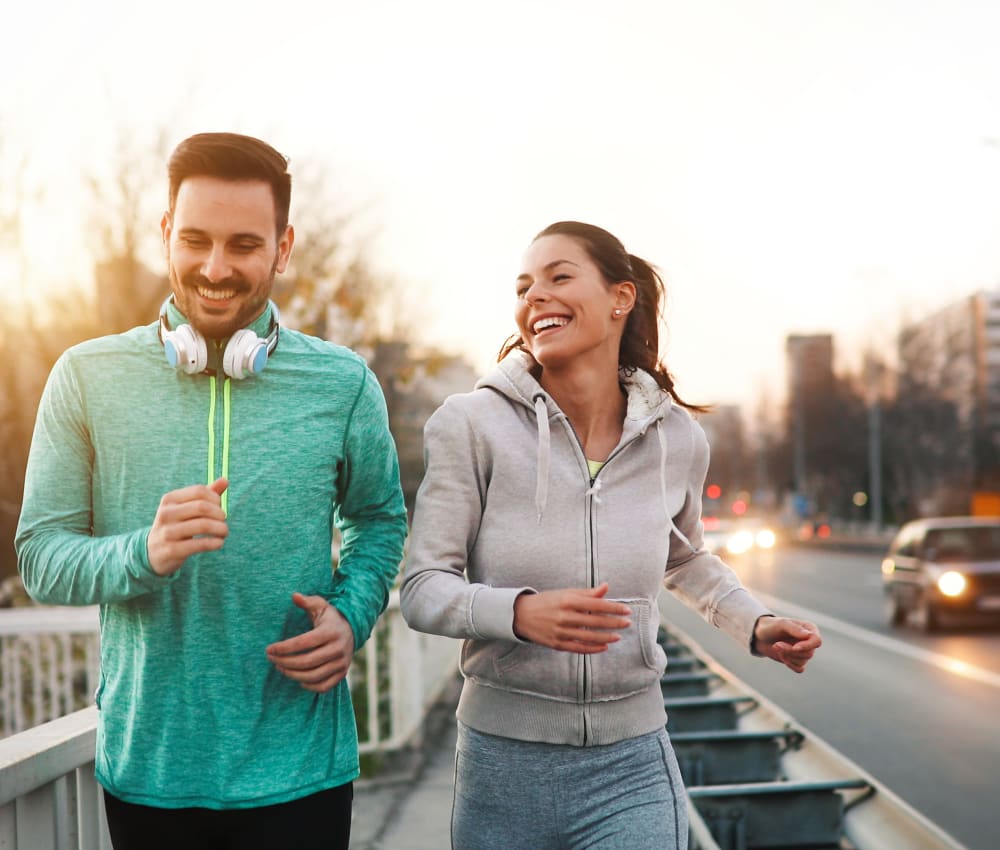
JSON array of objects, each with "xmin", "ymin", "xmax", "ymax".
[{"xmin": 167, "ymin": 256, "xmax": 278, "ymax": 339}]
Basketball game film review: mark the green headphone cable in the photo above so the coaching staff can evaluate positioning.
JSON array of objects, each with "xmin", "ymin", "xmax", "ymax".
[{"xmin": 207, "ymin": 375, "xmax": 232, "ymax": 517}]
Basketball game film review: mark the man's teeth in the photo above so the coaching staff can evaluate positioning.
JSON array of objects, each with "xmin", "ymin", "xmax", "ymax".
[
  {"xmin": 533, "ymin": 317, "xmax": 569, "ymax": 334},
  {"xmin": 198, "ymin": 287, "xmax": 236, "ymax": 301}
]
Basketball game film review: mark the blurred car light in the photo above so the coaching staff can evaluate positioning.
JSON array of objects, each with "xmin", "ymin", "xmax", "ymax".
[
  {"xmin": 755, "ymin": 529, "xmax": 776, "ymax": 549},
  {"xmin": 937, "ymin": 571, "xmax": 967, "ymax": 597},
  {"xmin": 726, "ymin": 530, "xmax": 754, "ymax": 555}
]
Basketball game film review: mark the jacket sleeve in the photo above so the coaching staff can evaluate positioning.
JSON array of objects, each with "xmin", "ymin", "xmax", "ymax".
[
  {"xmin": 662, "ymin": 420, "xmax": 771, "ymax": 651},
  {"xmin": 328, "ymin": 366, "xmax": 408, "ymax": 651},
  {"xmin": 400, "ymin": 396, "xmax": 529, "ymax": 642},
  {"xmin": 15, "ymin": 353, "xmax": 175, "ymax": 605}
]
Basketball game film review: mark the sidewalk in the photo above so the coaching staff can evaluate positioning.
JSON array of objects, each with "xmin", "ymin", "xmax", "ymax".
[{"xmin": 351, "ymin": 676, "xmax": 460, "ymax": 850}]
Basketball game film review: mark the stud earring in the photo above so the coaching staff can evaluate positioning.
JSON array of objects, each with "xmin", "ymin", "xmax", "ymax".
[{"xmin": 614, "ymin": 309, "xmax": 622, "ymax": 316}]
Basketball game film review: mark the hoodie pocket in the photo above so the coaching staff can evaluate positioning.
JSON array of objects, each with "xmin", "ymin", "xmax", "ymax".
[
  {"xmin": 588, "ymin": 598, "xmax": 665, "ymax": 701},
  {"xmin": 461, "ymin": 638, "xmax": 580, "ymax": 701}
]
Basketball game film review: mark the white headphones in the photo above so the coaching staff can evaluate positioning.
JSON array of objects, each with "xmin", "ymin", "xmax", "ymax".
[{"xmin": 158, "ymin": 297, "xmax": 280, "ymax": 379}]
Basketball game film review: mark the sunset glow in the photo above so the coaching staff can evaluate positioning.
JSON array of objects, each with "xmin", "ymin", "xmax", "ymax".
[{"xmin": 4, "ymin": 0, "xmax": 1000, "ymax": 405}]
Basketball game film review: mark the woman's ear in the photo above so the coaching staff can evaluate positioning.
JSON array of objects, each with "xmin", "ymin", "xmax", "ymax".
[{"xmin": 614, "ymin": 281, "xmax": 637, "ymax": 315}]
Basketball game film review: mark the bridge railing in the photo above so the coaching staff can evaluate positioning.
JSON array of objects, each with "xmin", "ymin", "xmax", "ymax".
[
  {"xmin": 0, "ymin": 606, "xmax": 101, "ymax": 737},
  {"xmin": 0, "ymin": 592, "xmax": 458, "ymax": 849}
]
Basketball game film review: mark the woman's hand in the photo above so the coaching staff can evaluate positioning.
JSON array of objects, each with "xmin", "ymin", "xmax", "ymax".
[
  {"xmin": 513, "ymin": 582, "xmax": 632, "ymax": 653},
  {"xmin": 753, "ymin": 616, "xmax": 822, "ymax": 673}
]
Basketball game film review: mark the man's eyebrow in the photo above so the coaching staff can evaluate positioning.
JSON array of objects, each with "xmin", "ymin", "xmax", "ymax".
[
  {"xmin": 516, "ymin": 259, "xmax": 580, "ymax": 282},
  {"xmin": 175, "ymin": 227, "xmax": 266, "ymax": 243}
]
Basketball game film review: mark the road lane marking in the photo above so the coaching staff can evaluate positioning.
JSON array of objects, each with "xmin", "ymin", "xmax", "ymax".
[{"xmin": 753, "ymin": 591, "xmax": 1000, "ymax": 692}]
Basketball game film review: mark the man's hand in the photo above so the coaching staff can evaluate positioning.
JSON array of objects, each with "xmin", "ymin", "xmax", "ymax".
[
  {"xmin": 513, "ymin": 582, "xmax": 632, "ymax": 653},
  {"xmin": 147, "ymin": 477, "xmax": 229, "ymax": 577},
  {"xmin": 266, "ymin": 593, "xmax": 356, "ymax": 693},
  {"xmin": 753, "ymin": 616, "xmax": 822, "ymax": 673}
]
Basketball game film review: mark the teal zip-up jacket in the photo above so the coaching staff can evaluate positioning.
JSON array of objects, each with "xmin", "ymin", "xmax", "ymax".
[{"xmin": 15, "ymin": 302, "xmax": 408, "ymax": 809}]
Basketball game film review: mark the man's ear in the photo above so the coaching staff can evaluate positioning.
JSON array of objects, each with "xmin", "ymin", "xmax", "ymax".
[
  {"xmin": 160, "ymin": 211, "xmax": 172, "ymax": 253},
  {"xmin": 275, "ymin": 225, "xmax": 295, "ymax": 274}
]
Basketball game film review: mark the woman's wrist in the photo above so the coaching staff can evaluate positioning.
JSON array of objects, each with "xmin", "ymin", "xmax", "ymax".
[{"xmin": 750, "ymin": 613, "xmax": 776, "ymax": 655}]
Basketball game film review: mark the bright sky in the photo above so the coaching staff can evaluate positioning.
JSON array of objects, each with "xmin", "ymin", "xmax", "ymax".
[{"xmin": 4, "ymin": 0, "xmax": 1000, "ymax": 408}]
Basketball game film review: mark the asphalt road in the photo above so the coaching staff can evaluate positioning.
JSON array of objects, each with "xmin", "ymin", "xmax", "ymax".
[{"xmin": 658, "ymin": 543, "xmax": 1000, "ymax": 850}]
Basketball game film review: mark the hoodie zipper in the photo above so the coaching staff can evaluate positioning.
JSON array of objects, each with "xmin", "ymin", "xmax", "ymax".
[{"xmin": 560, "ymin": 414, "xmax": 658, "ymax": 746}]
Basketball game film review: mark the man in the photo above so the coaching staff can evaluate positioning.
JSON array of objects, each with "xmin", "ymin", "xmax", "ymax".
[{"xmin": 15, "ymin": 132, "xmax": 408, "ymax": 849}]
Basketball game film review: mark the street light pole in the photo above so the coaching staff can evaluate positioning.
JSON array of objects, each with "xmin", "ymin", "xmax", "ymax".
[
  {"xmin": 866, "ymin": 355, "xmax": 885, "ymax": 531},
  {"xmin": 868, "ymin": 394, "xmax": 884, "ymax": 530}
]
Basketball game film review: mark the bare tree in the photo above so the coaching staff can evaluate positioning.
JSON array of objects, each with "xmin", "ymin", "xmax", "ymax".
[
  {"xmin": 272, "ymin": 159, "xmax": 411, "ymax": 348},
  {"xmin": 84, "ymin": 123, "xmax": 173, "ymax": 333},
  {"xmin": 0, "ymin": 125, "xmax": 45, "ymax": 579}
]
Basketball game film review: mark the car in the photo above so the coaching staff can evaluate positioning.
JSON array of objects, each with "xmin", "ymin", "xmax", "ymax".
[
  {"xmin": 702, "ymin": 516, "xmax": 777, "ymax": 558},
  {"xmin": 881, "ymin": 516, "xmax": 1000, "ymax": 631}
]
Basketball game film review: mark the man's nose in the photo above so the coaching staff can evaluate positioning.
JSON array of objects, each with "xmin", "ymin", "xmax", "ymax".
[{"xmin": 201, "ymin": 246, "xmax": 232, "ymax": 283}]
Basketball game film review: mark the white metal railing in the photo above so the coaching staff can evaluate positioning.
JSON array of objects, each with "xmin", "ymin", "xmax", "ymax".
[
  {"xmin": 0, "ymin": 593, "xmax": 458, "ymax": 849},
  {"xmin": 353, "ymin": 590, "xmax": 459, "ymax": 754},
  {"xmin": 0, "ymin": 707, "xmax": 111, "ymax": 850},
  {"xmin": 0, "ymin": 607, "xmax": 101, "ymax": 737}
]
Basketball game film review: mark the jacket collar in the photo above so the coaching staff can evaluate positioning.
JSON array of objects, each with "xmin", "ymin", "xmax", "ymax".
[{"xmin": 480, "ymin": 349, "xmax": 673, "ymax": 427}]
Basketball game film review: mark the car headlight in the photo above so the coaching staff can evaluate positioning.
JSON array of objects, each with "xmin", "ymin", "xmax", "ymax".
[
  {"xmin": 937, "ymin": 571, "xmax": 966, "ymax": 597},
  {"xmin": 726, "ymin": 530, "xmax": 754, "ymax": 555},
  {"xmin": 755, "ymin": 529, "xmax": 776, "ymax": 549}
]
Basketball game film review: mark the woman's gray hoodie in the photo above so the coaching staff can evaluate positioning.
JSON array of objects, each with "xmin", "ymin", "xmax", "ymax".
[{"xmin": 400, "ymin": 351, "xmax": 771, "ymax": 746}]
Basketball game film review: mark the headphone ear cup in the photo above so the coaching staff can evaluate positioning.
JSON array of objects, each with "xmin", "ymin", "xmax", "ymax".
[
  {"xmin": 164, "ymin": 324, "xmax": 207, "ymax": 374},
  {"xmin": 223, "ymin": 329, "xmax": 268, "ymax": 380}
]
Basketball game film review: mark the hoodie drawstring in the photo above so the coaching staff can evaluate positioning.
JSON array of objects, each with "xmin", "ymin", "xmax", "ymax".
[
  {"xmin": 585, "ymin": 477, "xmax": 603, "ymax": 503},
  {"xmin": 534, "ymin": 395, "xmax": 550, "ymax": 523},
  {"xmin": 657, "ymin": 420, "xmax": 695, "ymax": 553}
]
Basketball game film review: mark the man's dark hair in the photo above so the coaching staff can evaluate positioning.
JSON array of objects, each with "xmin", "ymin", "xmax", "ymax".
[{"xmin": 167, "ymin": 132, "xmax": 292, "ymax": 235}]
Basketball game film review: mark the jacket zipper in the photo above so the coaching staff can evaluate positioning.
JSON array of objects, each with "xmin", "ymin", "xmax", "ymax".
[
  {"xmin": 585, "ymin": 470, "xmax": 596, "ymax": 745},
  {"xmin": 559, "ymin": 414, "xmax": 656, "ymax": 746}
]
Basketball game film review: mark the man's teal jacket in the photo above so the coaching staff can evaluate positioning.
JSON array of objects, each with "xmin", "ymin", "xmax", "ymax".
[{"xmin": 15, "ymin": 303, "xmax": 408, "ymax": 808}]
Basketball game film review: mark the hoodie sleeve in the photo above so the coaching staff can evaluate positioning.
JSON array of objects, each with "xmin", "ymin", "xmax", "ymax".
[
  {"xmin": 328, "ymin": 366, "xmax": 408, "ymax": 651},
  {"xmin": 15, "ymin": 353, "xmax": 175, "ymax": 605},
  {"xmin": 662, "ymin": 420, "xmax": 771, "ymax": 651},
  {"xmin": 400, "ymin": 396, "xmax": 530, "ymax": 642}
]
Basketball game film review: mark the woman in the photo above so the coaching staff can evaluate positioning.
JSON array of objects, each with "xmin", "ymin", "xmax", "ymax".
[{"xmin": 400, "ymin": 221, "xmax": 821, "ymax": 849}]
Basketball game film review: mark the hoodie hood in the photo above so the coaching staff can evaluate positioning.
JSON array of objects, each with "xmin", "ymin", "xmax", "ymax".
[
  {"xmin": 477, "ymin": 349, "xmax": 673, "ymax": 427},
  {"xmin": 476, "ymin": 351, "xmax": 686, "ymax": 539}
]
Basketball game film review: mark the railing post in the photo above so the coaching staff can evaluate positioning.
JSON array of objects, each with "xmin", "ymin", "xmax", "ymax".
[{"xmin": 389, "ymin": 600, "xmax": 423, "ymax": 748}]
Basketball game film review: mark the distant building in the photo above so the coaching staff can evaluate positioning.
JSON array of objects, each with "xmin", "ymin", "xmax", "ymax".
[
  {"xmin": 369, "ymin": 341, "xmax": 478, "ymax": 513},
  {"xmin": 699, "ymin": 404, "xmax": 747, "ymax": 514},
  {"xmin": 785, "ymin": 334, "xmax": 835, "ymax": 505}
]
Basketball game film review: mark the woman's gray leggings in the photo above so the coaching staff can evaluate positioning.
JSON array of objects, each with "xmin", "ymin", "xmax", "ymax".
[{"xmin": 451, "ymin": 723, "xmax": 688, "ymax": 850}]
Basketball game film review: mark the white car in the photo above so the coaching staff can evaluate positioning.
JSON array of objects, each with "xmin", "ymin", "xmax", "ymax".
[{"xmin": 882, "ymin": 516, "xmax": 1000, "ymax": 631}]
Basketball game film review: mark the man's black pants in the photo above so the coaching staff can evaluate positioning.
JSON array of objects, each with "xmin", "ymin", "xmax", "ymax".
[{"xmin": 103, "ymin": 783, "xmax": 353, "ymax": 850}]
